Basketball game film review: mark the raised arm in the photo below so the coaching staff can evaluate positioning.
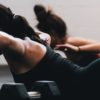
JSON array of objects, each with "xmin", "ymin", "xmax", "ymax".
[
  {"xmin": 0, "ymin": 31, "xmax": 48, "ymax": 75},
  {"xmin": 0, "ymin": 31, "xmax": 25, "ymax": 54}
]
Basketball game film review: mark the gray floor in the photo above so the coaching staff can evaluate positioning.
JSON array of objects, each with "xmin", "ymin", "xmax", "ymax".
[{"xmin": 0, "ymin": 65, "xmax": 14, "ymax": 88}]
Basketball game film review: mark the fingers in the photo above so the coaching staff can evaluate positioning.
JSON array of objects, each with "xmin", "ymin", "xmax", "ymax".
[{"xmin": 54, "ymin": 44, "xmax": 68, "ymax": 52}]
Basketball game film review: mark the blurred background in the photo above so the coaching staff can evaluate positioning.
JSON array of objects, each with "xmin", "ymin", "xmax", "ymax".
[{"xmin": 0, "ymin": 0, "xmax": 100, "ymax": 86}]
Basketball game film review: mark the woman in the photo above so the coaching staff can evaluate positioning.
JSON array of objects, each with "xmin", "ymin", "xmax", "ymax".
[
  {"xmin": 1, "ymin": 4, "xmax": 100, "ymax": 99},
  {"xmin": 34, "ymin": 4, "xmax": 99, "ymax": 66}
]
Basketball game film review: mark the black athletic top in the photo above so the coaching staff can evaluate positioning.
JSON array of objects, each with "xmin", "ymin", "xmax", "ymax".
[{"xmin": 11, "ymin": 46, "xmax": 100, "ymax": 99}]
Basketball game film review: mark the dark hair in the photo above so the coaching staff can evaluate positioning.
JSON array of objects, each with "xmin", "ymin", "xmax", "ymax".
[
  {"xmin": 34, "ymin": 4, "xmax": 67, "ymax": 38},
  {"xmin": 0, "ymin": 4, "xmax": 44, "ymax": 44},
  {"xmin": 0, "ymin": 4, "xmax": 14, "ymax": 31},
  {"xmin": 34, "ymin": 5, "xmax": 47, "ymax": 23},
  {"xmin": 12, "ymin": 15, "xmax": 44, "ymax": 43}
]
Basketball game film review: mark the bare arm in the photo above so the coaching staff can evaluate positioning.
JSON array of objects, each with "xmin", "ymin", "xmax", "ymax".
[
  {"xmin": 67, "ymin": 37, "xmax": 100, "ymax": 53},
  {"xmin": 79, "ymin": 43, "xmax": 100, "ymax": 53},
  {"xmin": 55, "ymin": 43, "xmax": 100, "ymax": 53},
  {"xmin": 67, "ymin": 37, "xmax": 97, "ymax": 46},
  {"xmin": 0, "ymin": 31, "xmax": 47, "ymax": 72},
  {"xmin": 0, "ymin": 31, "xmax": 25, "ymax": 54}
]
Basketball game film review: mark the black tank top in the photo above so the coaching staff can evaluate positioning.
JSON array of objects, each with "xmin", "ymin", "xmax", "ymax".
[
  {"xmin": 11, "ymin": 46, "xmax": 81, "ymax": 90},
  {"xmin": 11, "ymin": 46, "xmax": 100, "ymax": 99}
]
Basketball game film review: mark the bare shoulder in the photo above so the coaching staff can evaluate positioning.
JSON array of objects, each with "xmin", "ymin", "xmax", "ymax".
[
  {"xmin": 24, "ymin": 37, "xmax": 47, "ymax": 56},
  {"xmin": 24, "ymin": 37, "xmax": 47, "ymax": 65}
]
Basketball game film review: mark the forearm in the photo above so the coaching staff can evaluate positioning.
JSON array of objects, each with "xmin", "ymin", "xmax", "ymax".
[
  {"xmin": 79, "ymin": 43, "xmax": 100, "ymax": 53},
  {"xmin": 67, "ymin": 37, "xmax": 97, "ymax": 46}
]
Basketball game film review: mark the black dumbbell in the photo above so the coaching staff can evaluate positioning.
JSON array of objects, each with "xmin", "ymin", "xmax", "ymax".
[
  {"xmin": 0, "ymin": 83, "xmax": 29, "ymax": 100},
  {"xmin": 0, "ymin": 83, "xmax": 40, "ymax": 100},
  {"xmin": 31, "ymin": 80, "xmax": 61, "ymax": 100}
]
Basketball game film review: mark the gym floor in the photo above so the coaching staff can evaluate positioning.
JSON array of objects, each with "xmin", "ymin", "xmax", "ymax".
[{"xmin": 0, "ymin": 65, "xmax": 13, "ymax": 88}]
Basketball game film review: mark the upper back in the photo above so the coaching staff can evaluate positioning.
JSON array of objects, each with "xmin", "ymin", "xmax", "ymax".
[{"xmin": 3, "ymin": 37, "xmax": 46, "ymax": 74}]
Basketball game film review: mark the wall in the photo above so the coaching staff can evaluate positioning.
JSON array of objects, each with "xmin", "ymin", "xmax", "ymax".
[{"xmin": 0, "ymin": 0, "xmax": 100, "ymax": 64}]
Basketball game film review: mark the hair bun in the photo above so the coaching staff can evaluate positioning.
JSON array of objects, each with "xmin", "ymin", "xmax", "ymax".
[{"xmin": 34, "ymin": 5, "xmax": 47, "ymax": 22}]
